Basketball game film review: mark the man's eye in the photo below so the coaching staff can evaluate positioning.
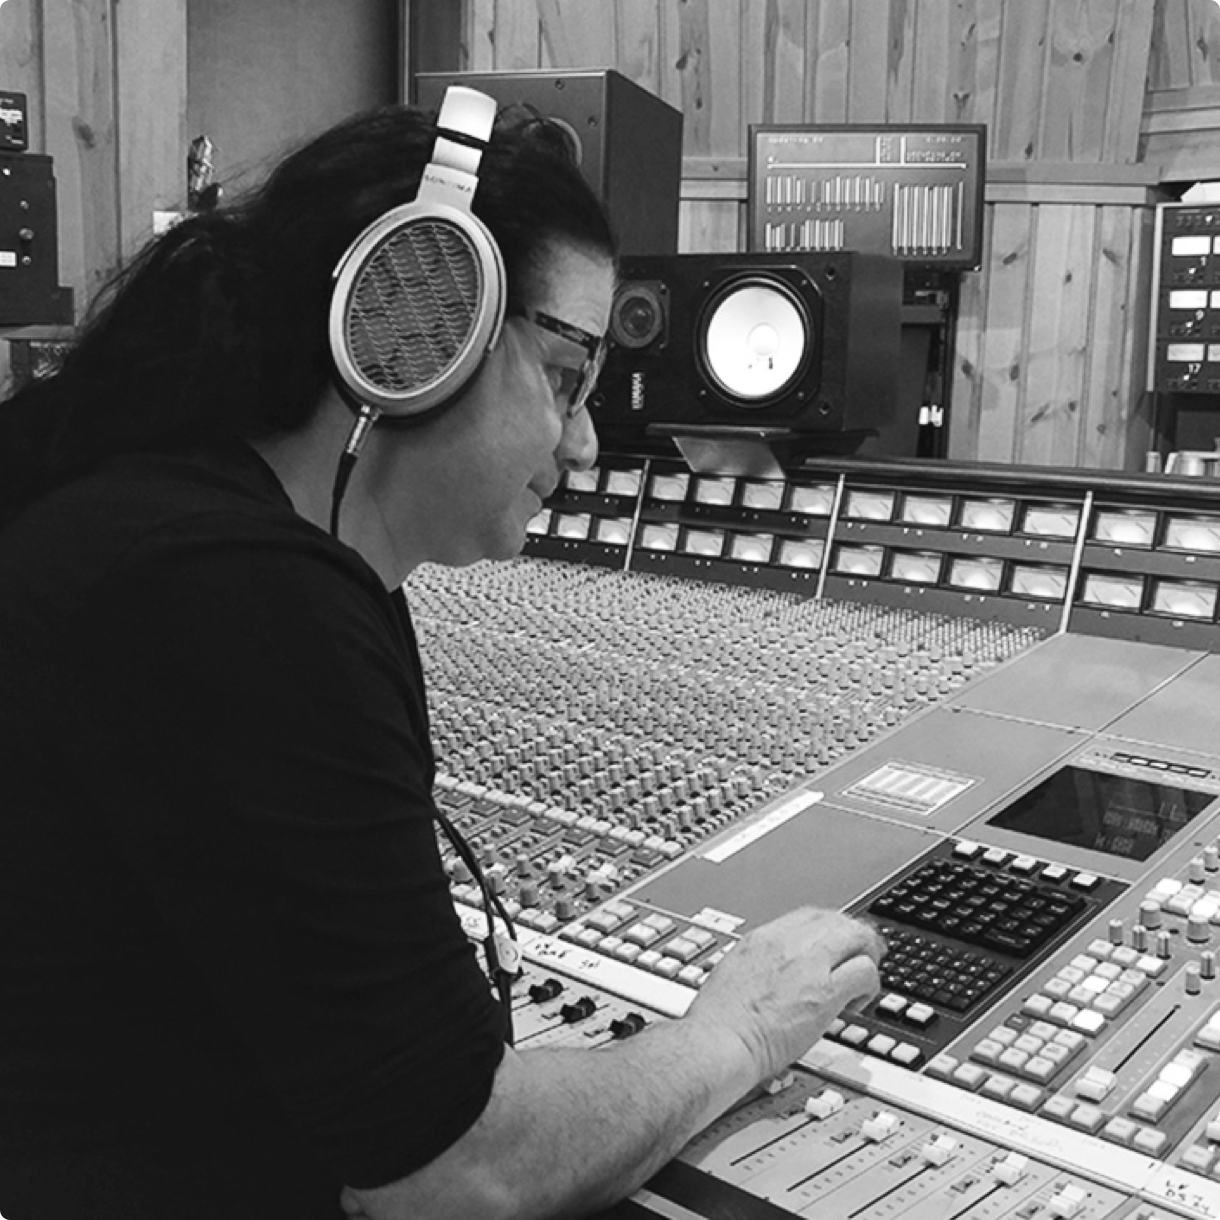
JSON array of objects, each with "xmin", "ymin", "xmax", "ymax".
[{"xmin": 540, "ymin": 365, "xmax": 564, "ymax": 396}]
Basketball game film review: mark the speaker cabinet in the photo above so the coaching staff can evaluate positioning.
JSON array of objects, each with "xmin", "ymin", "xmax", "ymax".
[
  {"xmin": 592, "ymin": 252, "xmax": 904, "ymax": 456},
  {"xmin": 414, "ymin": 69, "xmax": 682, "ymax": 255}
]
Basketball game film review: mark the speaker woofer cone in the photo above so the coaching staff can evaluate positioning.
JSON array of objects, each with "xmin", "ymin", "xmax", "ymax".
[{"xmin": 698, "ymin": 276, "xmax": 814, "ymax": 405}]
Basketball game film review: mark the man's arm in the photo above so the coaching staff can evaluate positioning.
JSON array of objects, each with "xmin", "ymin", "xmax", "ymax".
[{"xmin": 341, "ymin": 906, "xmax": 883, "ymax": 1220}]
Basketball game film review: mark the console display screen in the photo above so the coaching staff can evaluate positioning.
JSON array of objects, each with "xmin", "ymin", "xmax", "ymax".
[{"xmin": 986, "ymin": 766, "xmax": 1214, "ymax": 862}]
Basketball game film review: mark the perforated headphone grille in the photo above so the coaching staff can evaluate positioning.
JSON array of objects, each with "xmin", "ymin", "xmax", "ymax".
[{"xmin": 345, "ymin": 217, "xmax": 485, "ymax": 396}]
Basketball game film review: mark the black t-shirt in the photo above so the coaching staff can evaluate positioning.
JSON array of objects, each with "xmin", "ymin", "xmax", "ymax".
[{"xmin": 0, "ymin": 442, "xmax": 506, "ymax": 1219}]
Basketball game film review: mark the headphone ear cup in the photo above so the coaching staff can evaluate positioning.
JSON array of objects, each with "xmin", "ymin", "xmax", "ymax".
[{"xmin": 329, "ymin": 199, "xmax": 505, "ymax": 421}]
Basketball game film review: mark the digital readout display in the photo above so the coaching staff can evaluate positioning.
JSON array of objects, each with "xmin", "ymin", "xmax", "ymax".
[{"xmin": 987, "ymin": 766, "xmax": 1214, "ymax": 862}]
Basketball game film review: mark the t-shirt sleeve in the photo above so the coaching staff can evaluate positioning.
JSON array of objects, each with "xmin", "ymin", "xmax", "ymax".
[{"xmin": 64, "ymin": 517, "xmax": 506, "ymax": 1187}]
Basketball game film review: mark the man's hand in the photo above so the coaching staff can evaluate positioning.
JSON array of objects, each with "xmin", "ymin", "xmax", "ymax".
[{"xmin": 684, "ymin": 907, "xmax": 885, "ymax": 1080}]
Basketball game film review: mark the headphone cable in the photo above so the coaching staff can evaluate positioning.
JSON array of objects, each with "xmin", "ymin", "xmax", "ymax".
[{"xmin": 329, "ymin": 403, "xmax": 382, "ymax": 538}]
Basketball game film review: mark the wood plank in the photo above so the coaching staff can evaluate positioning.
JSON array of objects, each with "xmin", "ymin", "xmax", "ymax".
[
  {"xmin": 742, "ymin": 0, "xmax": 808, "ymax": 128},
  {"xmin": 706, "ymin": 0, "xmax": 743, "ymax": 157},
  {"xmin": 1184, "ymin": 0, "xmax": 1220, "ymax": 85},
  {"xmin": 957, "ymin": 0, "xmax": 1004, "ymax": 132},
  {"xmin": 1077, "ymin": 205, "xmax": 1142, "ymax": 468},
  {"xmin": 0, "ymin": 0, "xmax": 43, "ymax": 146},
  {"xmin": 1145, "ymin": 81, "xmax": 1220, "ymax": 112},
  {"xmin": 679, "ymin": 197, "xmax": 738, "ymax": 253},
  {"xmin": 808, "ymin": 0, "xmax": 851, "ymax": 122},
  {"xmin": 491, "ymin": 0, "xmax": 540, "ymax": 69},
  {"xmin": 911, "ymin": 0, "xmax": 952, "ymax": 122},
  {"xmin": 1017, "ymin": 203, "xmax": 1096, "ymax": 466},
  {"xmin": 1149, "ymin": 0, "xmax": 1192, "ymax": 91},
  {"xmin": 114, "ymin": 0, "xmax": 186, "ymax": 259},
  {"xmin": 614, "ymin": 0, "xmax": 664, "ymax": 96},
  {"xmin": 464, "ymin": 0, "xmax": 496, "ymax": 69},
  {"xmin": 538, "ymin": 0, "xmax": 617, "ymax": 68},
  {"xmin": 1120, "ymin": 207, "xmax": 1157, "ymax": 469},
  {"xmin": 847, "ymin": 0, "xmax": 890, "ymax": 123},
  {"xmin": 669, "ymin": 0, "xmax": 712, "ymax": 155},
  {"xmin": 974, "ymin": 202, "xmax": 1034, "ymax": 462},
  {"xmin": 1105, "ymin": 0, "xmax": 1157, "ymax": 163},
  {"xmin": 657, "ymin": 1, "xmax": 685, "ymax": 114},
  {"xmin": 1141, "ymin": 125, "xmax": 1220, "ymax": 181},
  {"xmin": 1038, "ymin": 0, "xmax": 1121, "ymax": 162},
  {"xmin": 885, "ymin": 0, "xmax": 916, "ymax": 122},
  {"xmin": 946, "ymin": 201, "xmax": 996, "ymax": 459},
  {"xmin": 41, "ymin": 0, "xmax": 120, "ymax": 317},
  {"xmin": 992, "ymin": 0, "xmax": 1049, "ymax": 160}
]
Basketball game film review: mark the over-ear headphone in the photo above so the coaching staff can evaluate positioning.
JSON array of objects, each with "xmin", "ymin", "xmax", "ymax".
[{"xmin": 328, "ymin": 86, "xmax": 507, "ymax": 423}]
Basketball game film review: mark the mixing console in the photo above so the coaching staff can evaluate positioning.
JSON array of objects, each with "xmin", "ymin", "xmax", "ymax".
[
  {"xmin": 405, "ymin": 454, "xmax": 1220, "ymax": 1219},
  {"xmin": 409, "ymin": 559, "xmax": 1042, "ymax": 929}
]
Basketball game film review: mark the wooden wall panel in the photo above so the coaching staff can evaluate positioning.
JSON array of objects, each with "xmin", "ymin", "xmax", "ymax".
[
  {"xmin": 615, "ymin": 0, "xmax": 663, "ymax": 98},
  {"xmin": 1018, "ymin": 204, "xmax": 1096, "ymax": 466},
  {"xmin": 1148, "ymin": 0, "xmax": 1220, "ymax": 90},
  {"xmin": 447, "ymin": 0, "xmax": 1172, "ymax": 470}
]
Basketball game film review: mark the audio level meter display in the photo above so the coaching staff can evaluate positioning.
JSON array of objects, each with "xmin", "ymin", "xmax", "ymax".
[{"xmin": 748, "ymin": 124, "xmax": 987, "ymax": 269}]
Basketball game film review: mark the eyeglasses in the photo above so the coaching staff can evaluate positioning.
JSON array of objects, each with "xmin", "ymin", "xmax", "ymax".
[{"xmin": 522, "ymin": 309, "xmax": 607, "ymax": 418}]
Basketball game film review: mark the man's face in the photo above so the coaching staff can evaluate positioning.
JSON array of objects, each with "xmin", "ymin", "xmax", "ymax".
[{"xmin": 406, "ymin": 242, "xmax": 615, "ymax": 567}]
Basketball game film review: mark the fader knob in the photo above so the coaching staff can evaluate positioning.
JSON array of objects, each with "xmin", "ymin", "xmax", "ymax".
[
  {"xmin": 1206, "ymin": 845, "xmax": 1220, "ymax": 872},
  {"xmin": 1186, "ymin": 963, "xmax": 1203, "ymax": 995},
  {"xmin": 1132, "ymin": 925, "xmax": 1148, "ymax": 952},
  {"xmin": 1190, "ymin": 857, "xmax": 1208, "ymax": 884},
  {"xmin": 994, "ymin": 1151, "xmax": 1029, "ymax": 1185},
  {"xmin": 920, "ymin": 1134, "xmax": 958, "ymax": 1166},
  {"xmin": 1203, "ymin": 951, "xmax": 1217, "ymax": 980},
  {"xmin": 1047, "ymin": 1185, "xmax": 1087, "ymax": 1219},
  {"xmin": 860, "ymin": 1112, "xmax": 899, "ymax": 1142},
  {"xmin": 1157, "ymin": 930, "xmax": 1173, "ymax": 959},
  {"xmin": 805, "ymin": 1089, "xmax": 845, "ymax": 1119},
  {"xmin": 1107, "ymin": 918, "xmax": 1124, "ymax": 946}
]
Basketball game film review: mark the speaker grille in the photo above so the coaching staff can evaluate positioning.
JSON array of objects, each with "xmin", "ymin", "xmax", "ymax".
[{"xmin": 345, "ymin": 218, "xmax": 483, "ymax": 394}]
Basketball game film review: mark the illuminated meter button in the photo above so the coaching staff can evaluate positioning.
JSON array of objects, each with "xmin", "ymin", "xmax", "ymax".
[
  {"xmin": 994, "ymin": 1151, "xmax": 1029, "ymax": 1185},
  {"xmin": 982, "ymin": 847, "xmax": 1010, "ymax": 867},
  {"xmin": 623, "ymin": 923, "xmax": 662, "ymax": 948},
  {"xmin": 904, "ymin": 1003, "xmax": 937, "ymax": 1030},
  {"xmin": 920, "ymin": 1134, "xmax": 958, "ymax": 1166},
  {"xmin": 860, "ymin": 1111, "xmax": 899, "ymax": 1142},
  {"xmin": 876, "ymin": 993, "xmax": 908, "ymax": 1019},
  {"xmin": 952, "ymin": 840, "xmax": 983, "ymax": 859},
  {"xmin": 1070, "ymin": 872, "xmax": 1100, "ymax": 891},
  {"xmin": 1198, "ymin": 1012, "xmax": 1220, "ymax": 1051},
  {"xmin": 1048, "ymin": 1185, "xmax": 1088, "ymax": 1219},
  {"xmin": 804, "ymin": 1088, "xmax": 846, "ymax": 1119},
  {"xmin": 1042, "ymin": 864, "xmax": 1069, "ymax": 883},
  {"xmin": 1010, "ymin": 855, "xmax": 1039, "ymax": 875}
]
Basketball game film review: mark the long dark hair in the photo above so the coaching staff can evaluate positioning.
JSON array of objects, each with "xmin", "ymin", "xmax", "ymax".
[{"xmin": 0, "ymin": 102, "xmax": 615, "ymax": 521}]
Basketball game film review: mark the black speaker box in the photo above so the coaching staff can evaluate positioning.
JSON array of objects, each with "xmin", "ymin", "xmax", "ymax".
[
  {"xmin": 415, "ymin": 69, "xmax": 682, "ymax": 255},
  {"xmin": 592, "ymin": 252, "xmax": 904, "ymax": 456},
  {"xmin": 0, "ymin": 152, "xmax": 72, "ymax": 326}
]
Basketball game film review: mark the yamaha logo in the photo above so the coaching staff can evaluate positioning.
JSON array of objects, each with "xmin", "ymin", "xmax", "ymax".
[{"xmin": 630, "ymin": 371, "xmax": 645, "ymax": 413}]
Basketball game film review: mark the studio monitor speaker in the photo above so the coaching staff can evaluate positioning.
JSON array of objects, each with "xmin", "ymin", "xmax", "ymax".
[
  {"xmin": 414, "ymin": 69, "xmax": 682, "ymax": 255},
  {"xmin": 591, "ymin": 252, "xmax": 904, "ymax": 455}
]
